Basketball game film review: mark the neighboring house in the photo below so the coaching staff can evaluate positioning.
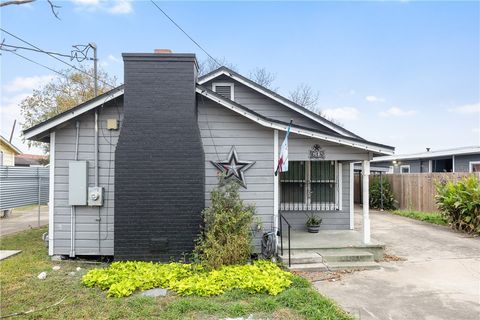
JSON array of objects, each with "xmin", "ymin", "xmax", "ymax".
[
  {"xmin": 0, "ymin": 135, "xmax": 21, "ymax": 166},
  {"xmin": 373, "ymin": 146, "xmax": 480, "ymax": 173},
  {"xmin": 15, "ymin": 154, "xmax": 48, "ymax": 167},
  {"xmin": 23, "ymin": 51, "xmax": 394, "ymax": 261}
]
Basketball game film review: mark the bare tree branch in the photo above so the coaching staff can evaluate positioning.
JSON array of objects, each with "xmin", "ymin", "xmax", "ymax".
[
  {"xmin": 289, "ymin": 83, "xmax": 320, "ymax": 110},
  {"xmin": 1, "ymin": 0, "xmax": 60, "ymax": 19},
  {"xmin": 47, "ymin": 0, "xmax": 60, "ymax": 20},
  {"xmin": 249, "ymin": 67, "xmax": 277, "ymax": 91},
  {"xmin": 0, "ymin": 0, "xmax": 34, "ymax": 7},
  {"xmin": 198, "ymin": 57, "xmax": 237, "ymax": 77}
]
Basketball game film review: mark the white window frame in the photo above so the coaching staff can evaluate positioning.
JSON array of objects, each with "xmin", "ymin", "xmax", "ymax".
[
  {"xmin": 469, "ymin": 161, "xmax": 480, "ymax": 173},
  {"xmin": 400, "ymin": 165, "xmax": 410, "ymax": 174},
  {"xmin": 279, "ymin": 160, "xmax": 339, "ymax": 211},
  {"xmin": 212, "ymin": 82, "xmax": 235, "ymax": 101}
]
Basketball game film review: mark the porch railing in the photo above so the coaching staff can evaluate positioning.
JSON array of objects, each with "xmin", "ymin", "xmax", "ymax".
[{"xmin": 279, "ymin": 213, "xmax": 291, "ymax": 267}]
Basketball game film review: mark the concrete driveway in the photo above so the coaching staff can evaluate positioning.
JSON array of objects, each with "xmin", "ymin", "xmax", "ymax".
[
  {"xmin": 315, "ymin": 209, "xmax": 480, "ymax": 320},
  {"xmin": 0, "ymin": 205, "xmax": 48, "ymax": 237}
]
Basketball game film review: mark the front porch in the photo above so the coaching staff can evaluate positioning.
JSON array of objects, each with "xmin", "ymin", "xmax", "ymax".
[{"xmin": 278, "ymin": 206, "xmax": 385, "ymax": 270}]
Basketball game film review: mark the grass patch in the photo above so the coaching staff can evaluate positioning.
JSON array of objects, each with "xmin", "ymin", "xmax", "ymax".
[
  {"xmin": 0, "ymin": 227, "xmax": 352, "ymax": 319},
  {"xmin": 389, "ymin": 210, "xmax": 448, "ymax": 226}
]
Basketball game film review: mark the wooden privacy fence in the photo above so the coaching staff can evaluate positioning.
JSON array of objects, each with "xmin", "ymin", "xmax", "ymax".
[{"xmin": 384, "ymin": 172, "xmax": 480, "ymax": 212}]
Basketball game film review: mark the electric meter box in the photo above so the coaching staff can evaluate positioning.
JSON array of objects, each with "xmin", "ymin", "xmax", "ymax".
[
  {"xmin": 88, "ymin": 186, "xmax": 104, "ymax": 206},
  {"xmin": 68, "ymin": 161, "xmax": 88, "ymax": 206}
]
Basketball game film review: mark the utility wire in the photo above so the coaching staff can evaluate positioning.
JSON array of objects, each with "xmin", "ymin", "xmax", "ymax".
[
  {"xmin": 2, "ymin": 49, "xmax": 104, "ymax": 92},
  {"xmin": 150, "ymin": 0, "xmax": 221, "ymax": 68},
  {"xmin": 0, "ymin": 27, "xmax": 115, "ymax": 88},
  {"xmin": 3, "ymin": 49, "xmax": 72, "ymax": 79},
  {"xmin": 1, "ymin": 43, "xmax": 93, "ymax": 60}
]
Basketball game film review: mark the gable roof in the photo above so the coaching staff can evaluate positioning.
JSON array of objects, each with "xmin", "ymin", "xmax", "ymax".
[
  {"xmin": 198, "ymin": 66, "xmax": 363, "ymax": 140},
  {"xmin": 23, "ymin": 85, "xmax": 125, "ymax": 141},
  {"xmin": 197, "ymin": 85, "xmax": 394, "ymax": 155},
  {"xmin": 23, "ymin": 68, "xmax": 394, "ymax": 155},
  {"xmin": 373, "ymin": 146, "xmax": 480, "ymax": 162},
  {"xmin": 0, "ymin": 135, "xmax": 21, "ymax": 154}
]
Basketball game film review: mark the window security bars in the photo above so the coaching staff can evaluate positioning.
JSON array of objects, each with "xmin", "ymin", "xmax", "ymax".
[{"xmin": 279, "ymin": 161, "xmax": 338, "ymax": 211}]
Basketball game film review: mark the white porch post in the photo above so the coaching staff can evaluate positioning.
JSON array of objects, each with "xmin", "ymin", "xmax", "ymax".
[
  {"xmin": 273, "ymin": 130, "xmax": 279, "ymax": 244},
  {"xmin": 349, "ymin": 162, "xmax": 354, "ymax": 230},
  {"xmin": 362, "ymin": 160, "xmax": 371, "ymax": 244}
]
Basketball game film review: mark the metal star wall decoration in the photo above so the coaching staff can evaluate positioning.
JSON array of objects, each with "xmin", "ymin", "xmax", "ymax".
[{"xmin": 211, "ymin": 147, "xmax": 256, "ymax": 188}]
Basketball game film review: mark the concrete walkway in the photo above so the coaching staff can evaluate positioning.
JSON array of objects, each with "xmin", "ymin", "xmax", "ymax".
[
  {"xmin": 315, "ymin": 208, "xmax": 480, "ymax": 320},
  {"xmin": 0, "ymin": 205, "xmax": 48, "ymax": 237}
]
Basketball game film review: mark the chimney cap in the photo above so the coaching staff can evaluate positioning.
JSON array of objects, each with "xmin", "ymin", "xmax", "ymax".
[{"xmin": 154, "ymin": 49, "xmax": 172, "ymax": 54}]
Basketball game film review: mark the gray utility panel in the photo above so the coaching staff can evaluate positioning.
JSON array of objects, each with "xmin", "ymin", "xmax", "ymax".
[{"xmin": 68, "ymin": 161, "xmax": 88, "ymax": 206}]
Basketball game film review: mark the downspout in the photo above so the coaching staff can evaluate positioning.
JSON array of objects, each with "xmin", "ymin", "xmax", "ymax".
[{"xmin": 70, "ymin": 121, "xmax": 80, "ymax": 257}]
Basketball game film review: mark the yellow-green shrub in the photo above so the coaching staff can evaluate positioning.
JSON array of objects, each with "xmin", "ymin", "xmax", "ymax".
[{"xmin": 82, "ymin": 260, "xmax": 292, "ymax": 298}]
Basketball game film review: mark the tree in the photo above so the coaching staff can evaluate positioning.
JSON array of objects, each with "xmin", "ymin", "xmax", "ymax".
[
  {"xmin": 20, "ymin": 66, "xmax": 117, "ymax": 152},
  {"xmin": 198, "ymin": 57, "xmax": 237, "ymax": 77},
  {"xmin": 249, "ymin": 67, "xmax": 277, "ymax": 91},
  {"xmin": 0, "ymin": 0, "xmax": 60, "ymax": 19},
  {"xmin": 288, "ymin": 83, "xmax": 320, "ymax": 109}
]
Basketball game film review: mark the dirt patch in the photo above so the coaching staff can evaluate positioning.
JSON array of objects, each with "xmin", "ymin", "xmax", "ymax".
[{"xmin": 292, "ymin": 270, "xmax": 356, "ymax": 283}]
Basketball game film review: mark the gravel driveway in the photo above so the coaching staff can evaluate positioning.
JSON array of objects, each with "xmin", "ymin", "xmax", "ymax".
[{"xmin": 315, "ymin": 208, "xmax": 480, "ymax": 320}]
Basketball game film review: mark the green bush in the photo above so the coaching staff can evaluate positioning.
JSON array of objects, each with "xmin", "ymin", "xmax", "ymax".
[
  {"xmin": 369, "ymin": 176, "xmax": 396, "ymax": 210},
  {"xmin": 435, "ymin": 175, "xmax": 480, "ymax": 234},
  {"xmin": 194, "ymin": 178, "xmax": 255, "ymax": 269},
  {"xmin": 82, "ymin": 260, "xmax": 292, "ymax": 298}
]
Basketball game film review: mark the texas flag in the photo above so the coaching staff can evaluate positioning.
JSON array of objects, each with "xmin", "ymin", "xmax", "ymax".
[{"xmin": 275, "ymin": 121, "xmax": 292, "ymax": 176}]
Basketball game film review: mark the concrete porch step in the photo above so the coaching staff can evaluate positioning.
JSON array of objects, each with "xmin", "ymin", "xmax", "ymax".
[
  {"xmin": 279, "ymin": 251, "xmax": 323, "ymax": 264},
  {"xmin": 319, "ymin": 250, "xmax": 374, "ymax": 263},
  {"xmin": 289, "ymin": 262, "xmax": 329, "ymax": 272},
  {"xmin": 324, "ymin": 261, "xmax": 380, "ymax": 271}
]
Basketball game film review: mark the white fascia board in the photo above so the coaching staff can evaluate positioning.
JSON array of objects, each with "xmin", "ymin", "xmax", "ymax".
[
  {"xmin": 196, "ymin": 87, "xmax": 394, "ymax": 155},
  {"xmin": 373, "ymin": 146, "xmax": 480, "ymax": 162},
  {"xmin": 24, "ymin": 88, "xmax": 125, "ymax": 140},
  {"xmin": 198, "ymin": 69, "xmax": 356, "ymax": 139}
]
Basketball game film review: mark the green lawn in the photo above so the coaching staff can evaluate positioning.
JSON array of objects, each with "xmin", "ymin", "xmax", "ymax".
[
  {"xmin": 389, "ymin": 210, "xmax": 448, "ymax": 226},
  {"xmin": 0, "ymin": 227, "xmax": 352, "ymax": 320}
]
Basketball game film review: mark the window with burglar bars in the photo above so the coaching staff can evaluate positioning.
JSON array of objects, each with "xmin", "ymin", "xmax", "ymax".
[{"xmin": 280, "ymin": 161, "xmax": 338, "ymax": 211}]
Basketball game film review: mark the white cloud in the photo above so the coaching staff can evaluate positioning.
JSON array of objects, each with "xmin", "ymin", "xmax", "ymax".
[
  {"xmin": 365, "ymin": 95, "xmax": 385, "ymax": 103},
  {"xmin": 473, "ymin": 128, "xmax": 480, "ymax": 134},
  {"xmin": 107, "ymin": 54, "xmax": 121, "ymax": 63},
  {"xmin": 73, "ymin": 0, "xmax": 132, "ymax": 14},
  {"xmin": 448, "ymin": 103, "xmax": 480, "ymax": 114},
  {"xmin": 72, "ymin": 0, "xmax": 100, "ymax": 4},
  {"xmin": 109, "ymin": 0, "xmax": 132, "ymax": 14},
  {"xmin": 379, "ymin": 107, "xmax": 417, "ymax": 117},
  {"xmin": 321, "ymin": 107, "xmax": 360, "ymax": 121},
  {"xmin": 3, "ymin": 75, "xmax": 53, "ymax": 93}
]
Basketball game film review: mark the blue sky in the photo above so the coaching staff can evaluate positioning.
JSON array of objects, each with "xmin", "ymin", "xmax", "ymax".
[{"xmin": 1, "ymin": 0, "xmax": 479, "ymax": 154}]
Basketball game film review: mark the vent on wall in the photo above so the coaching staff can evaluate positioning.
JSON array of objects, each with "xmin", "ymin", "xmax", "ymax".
[{"xmin": 212, "ymin": 83, "xmax": 234, "ymax": 100}]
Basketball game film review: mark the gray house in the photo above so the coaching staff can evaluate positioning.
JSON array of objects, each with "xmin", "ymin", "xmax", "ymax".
[
  {"xmin": 373, "ymin": 146, "xmax": 480, "ymax": 174},
  {"xmin": 24, "ymin": 51, "xmax": 394, "ymax": 261}
]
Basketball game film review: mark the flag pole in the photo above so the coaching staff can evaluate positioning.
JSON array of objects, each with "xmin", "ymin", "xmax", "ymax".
[{"xmin": 275, "ymin": 120, "xmax": 293, "ymax": 176}]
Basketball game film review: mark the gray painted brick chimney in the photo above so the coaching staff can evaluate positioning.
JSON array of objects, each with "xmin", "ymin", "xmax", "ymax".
[{"xmin": 114, "ymin": 53, "xmax": 205, "ymax": 261}]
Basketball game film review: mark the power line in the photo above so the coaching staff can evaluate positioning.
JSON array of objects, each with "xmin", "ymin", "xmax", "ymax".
[
  {"xmin": 3, "ymin": 49, "xmax": 71, "ymax": 79},
  {"xmin": 2, "ymin": 49, "xmax": 103, "ymax": 93},
  {"xmin": 0, "ymin": 27, "xmax": 115, "ymax": 88},
  {"xmin": 150, "ymin": 0, "xmax": 221, "ymax": 67},
  {"xmin": 0, "ymin": 43, "xmax": 93, "ymax": 60}
]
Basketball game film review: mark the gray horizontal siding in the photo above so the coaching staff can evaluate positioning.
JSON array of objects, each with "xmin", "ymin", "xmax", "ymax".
[
  {"xmin": 53, "ymin": 100, "xmax": 122, "ymax": 256},
  {"xmin": 203, "ymin": 75, "xmax": 342, "ymax": 135},
  {"xmin": 198, "ymin": 98, "xmax": 274, "ymax": 251},
  {"xmin": 455, "ymin": 154, "xmax": 480, "ymax": 172}
]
